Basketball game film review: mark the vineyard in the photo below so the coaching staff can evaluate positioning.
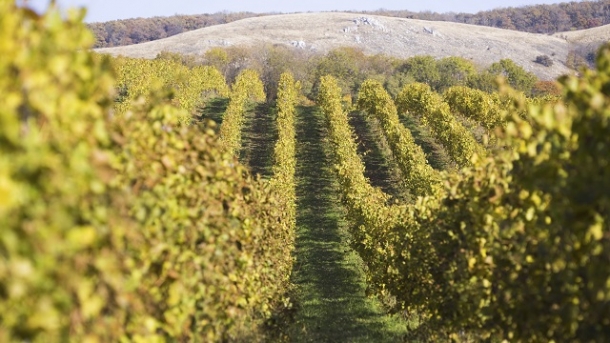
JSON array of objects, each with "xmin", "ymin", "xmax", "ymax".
[{"xmin": 1, "ymin": 3, "xmax": 610, "ymax": 343}]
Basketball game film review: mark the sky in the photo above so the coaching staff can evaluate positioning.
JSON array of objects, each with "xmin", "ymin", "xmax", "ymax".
[{"xmin": 24, "ymin": 0, "xmax": 571, "ymax": 23}]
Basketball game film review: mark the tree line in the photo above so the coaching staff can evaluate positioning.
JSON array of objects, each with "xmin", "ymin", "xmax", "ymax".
[
  {"xmin": 370, "ymin": 0, "xmax": 610, "ymax": 34},
  {"xmin": 172, "ymin": 45, "xmax": 555, "ymax": 105},
  {"xmin": 88, "ymin": 12, "xmax": 265, "ymax": 47}
]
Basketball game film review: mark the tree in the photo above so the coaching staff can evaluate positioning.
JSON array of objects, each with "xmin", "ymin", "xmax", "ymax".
[
  {"xmin": 436, "ymin": 56, "xmax": 477, "ymax": 91},
  {"xmin": 257, "ymin": 44, "xmax": 299, "ymax": 101},
  {"xmin": 313, "ymin": 47, "xmax": 366, "ymax": 97},
  {"xmin": 532, "ymin": 80, "xmax": 561, "ymax": 96},
  {"xmin": 155, "ymin": 50, "xmax": 197, "ymax": 67},
  {"xmin": 203, "ymin": 47, "xmax": 229, "ymax": 77},
  {"xmin": 486, "ymin": 58, "xmax": 537, "ymax": 94},
  {"xmin": 399, "ymin": 55, "xmax": 440, "ymax": 89},
  {"xmin": 467, "ymin": 70, "xmax": 499, "ymax": 93}
]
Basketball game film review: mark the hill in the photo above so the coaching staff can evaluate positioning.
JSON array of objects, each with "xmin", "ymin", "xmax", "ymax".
[
  {"xmin": 89, "ymin": 1, "xmax": 610, "ymax": 48},
  {"xmin": 556, "ymin": 23, "xmax": 610, "ymax": 51},
  {"xmin": 95, "ymin": 13, "xmax": 609, "ymax": 80}
]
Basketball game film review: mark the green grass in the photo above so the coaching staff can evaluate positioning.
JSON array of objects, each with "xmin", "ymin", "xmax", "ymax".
[
  {"xmin": 198, "ymin": 97, "xmax": 229, "ymax": 127},
  {"xmin": 239, "ymin": 102, "xmax": 277, "ymax": 178},
  {"xmin": 283, "ymin": 105, "xmax": 407, "ymax": 342},
  {"xmin": 202, "ymin": 98, "xmax": 277, "ymax": 179}
]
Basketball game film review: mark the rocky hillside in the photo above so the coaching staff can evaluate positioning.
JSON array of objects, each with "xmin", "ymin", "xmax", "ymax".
[{"xmin": 96, "ymin": 12, "xmax": 610, "ymax": 80}]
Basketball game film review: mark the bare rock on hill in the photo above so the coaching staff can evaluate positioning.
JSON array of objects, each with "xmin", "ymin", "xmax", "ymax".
[{"xmin": 290, "ymin": 40, "xmax": 307, "ymax": 49}]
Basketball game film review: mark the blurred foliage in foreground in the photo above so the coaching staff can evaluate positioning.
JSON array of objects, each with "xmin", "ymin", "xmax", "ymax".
[{"xmin": 0, "ymin": 2, "xmax": 295, "ymax": 341}]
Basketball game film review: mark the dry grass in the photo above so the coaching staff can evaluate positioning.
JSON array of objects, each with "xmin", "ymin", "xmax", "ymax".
[{"xmin": 96, "ymin": 12, "xmax": 610, "ymax": 80}]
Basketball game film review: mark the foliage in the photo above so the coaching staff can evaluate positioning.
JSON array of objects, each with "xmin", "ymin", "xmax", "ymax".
[
  {"xmin": 443, "ymin": 86, "xmax": 506, "ymax": 132},
  {"xmin": 87, "ymin": 12, "xmax": 262, "ymax": 48},
  {"xmin": 487, "ymin": 59, "xmax": 538, "ymax": 95},
  {"xmin": 408, "ymin": 45, "xmax": 610, "ymax": 341},
  {"xmin": 257, "ymin": 45, "xmax": 304, "ymax": 101},
  {"xmin": 112, "ymin": 100, "xmax": 290, "ymax": 342},
  {"xmin": 0, "ymin": 3, "xmax": 293, "ymax": 341},
  {"xmin": 0, "ymin": 4, "xmax": 130, "ymax": 341},
  {"xmin": 268, "ymin": 72, "xmax": 300, "ymax": 289},
  {"xmin": 435, "ymin": 56, "xmax": 477, "ymax": 92},
  {"xmin": 312, "ymin": 47, "xmax": 367, "ymax": 97},
  {"xmin": 396, "ymin": 83, "xmax": 486, "ymax": 168},
  {"xmin": 6, "ymin": 1, "xmax": 610, "ymax": 342},
  {"xmin": 386, "ymin": 56, "xmax": 478, "ymax": 95},
  {"xmin": 113, "ymin": 56, "xmax": 229, "ymax": 116},
  {"xmin": 203, "ymin": 47, "xmax": 229, "ymax": 76},
  {"xmin": 199, "ymin": 45, "xmax": 316, "ymax": 101},
  {"xmin": 466, "ymin": 58, "xmax": 539, "ymax": 95},
  {"xmin": 532, "ymin": 80, "xmax": 562, "ymax": 96},
  {"xmin": 398, "ymin": 56, "xmax": 440, "ymax": 89},
  {"xmin": 567, "ymin": 49, "xmax": 591, "ymax": 70},
  {"xmin": 218, "ymin": 69, "xmax": 266, "ymax": 156},
  {"xmin": 316, "ymin": 75, "xmax": 407, "ymax": 305},
  {"xmin": 321, "ymin": 44, "xmax": 610, "ymax": 343},
  {"xmin": 155, "ymin": 50, "xmax": 198, "ymax": 67},
  {"xmin": 357, "ymin": 79, "xmax": 441, "ymax": 197}
]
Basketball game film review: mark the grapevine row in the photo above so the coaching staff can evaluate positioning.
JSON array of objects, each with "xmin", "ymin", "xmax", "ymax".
[
  {"xmin": 266, "ymin": 72, "xmax": 300, "ymax": 300},
  {"xmin": 316, "ymin": 75, "xmax": 415, "ymax": 309},
  {"xmin": 112, "ymin": 65, "xmax": 290, "ymax": 339},
  {"xmin": 443, "ymin": 85, "xmax": 506, "ymax": 131},
  {"xmin": 0, "ymin": 5, "xmax": 293, "ymax": 341},
  {"xmin": 113, "ymin": 56, "xmax": 229, "ymax": 117},
  {"xmin": 396, "ymin": 83, "xmax": 486, "ymax": 168},
  {"xmin": 401, "ymin": 60, "xmax": 610, "ymax": 340},
  {"xmin": 318, "ymin": 76, "xmax": 453, "ymax": 338},
  {"xmin": 356, "ymin": 79, "xmax": 441, "ymax": 197},
  {"xmin": 218, "ymin": 69, "xmax": 265, "ymax": 156},
  {"xmin": 321, "ymin": 66, "xmax": 610, "ymax": 341}
]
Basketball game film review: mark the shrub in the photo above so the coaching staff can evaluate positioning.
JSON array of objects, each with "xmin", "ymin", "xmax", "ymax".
[{"xmin": 534, "ymin": 54, "xmax": 554, "ymax": 67}]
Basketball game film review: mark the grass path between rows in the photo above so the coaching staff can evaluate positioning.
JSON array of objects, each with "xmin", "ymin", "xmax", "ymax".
[
  {"xmin": 349, "ymin": 110, "xmax": 408, "ymax": 202},
  {"xmin": 400, "ymin": 114, "xmax": 453, "ymax": 171},
  {"xmin": 240, "ymin": 102, "xmax": 277, "ymax": 178},
  {"xmin": 285, "ymin": 105, "xmax": 407, "ymax": 342}
]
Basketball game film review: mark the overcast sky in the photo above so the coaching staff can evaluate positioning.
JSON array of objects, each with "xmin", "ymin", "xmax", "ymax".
[{"xmin": 25, "ymin": 0, "xmax": 570, "ymax": 23}]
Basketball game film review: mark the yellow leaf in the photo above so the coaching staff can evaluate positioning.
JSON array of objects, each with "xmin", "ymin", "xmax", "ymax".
[
  {"xmin": 587, "ymin": 221, "xmax": 603, "ymax": 241},
  {"xmin": 67, "ymin": 226, "xmax": 97, "ymax": 249}
]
